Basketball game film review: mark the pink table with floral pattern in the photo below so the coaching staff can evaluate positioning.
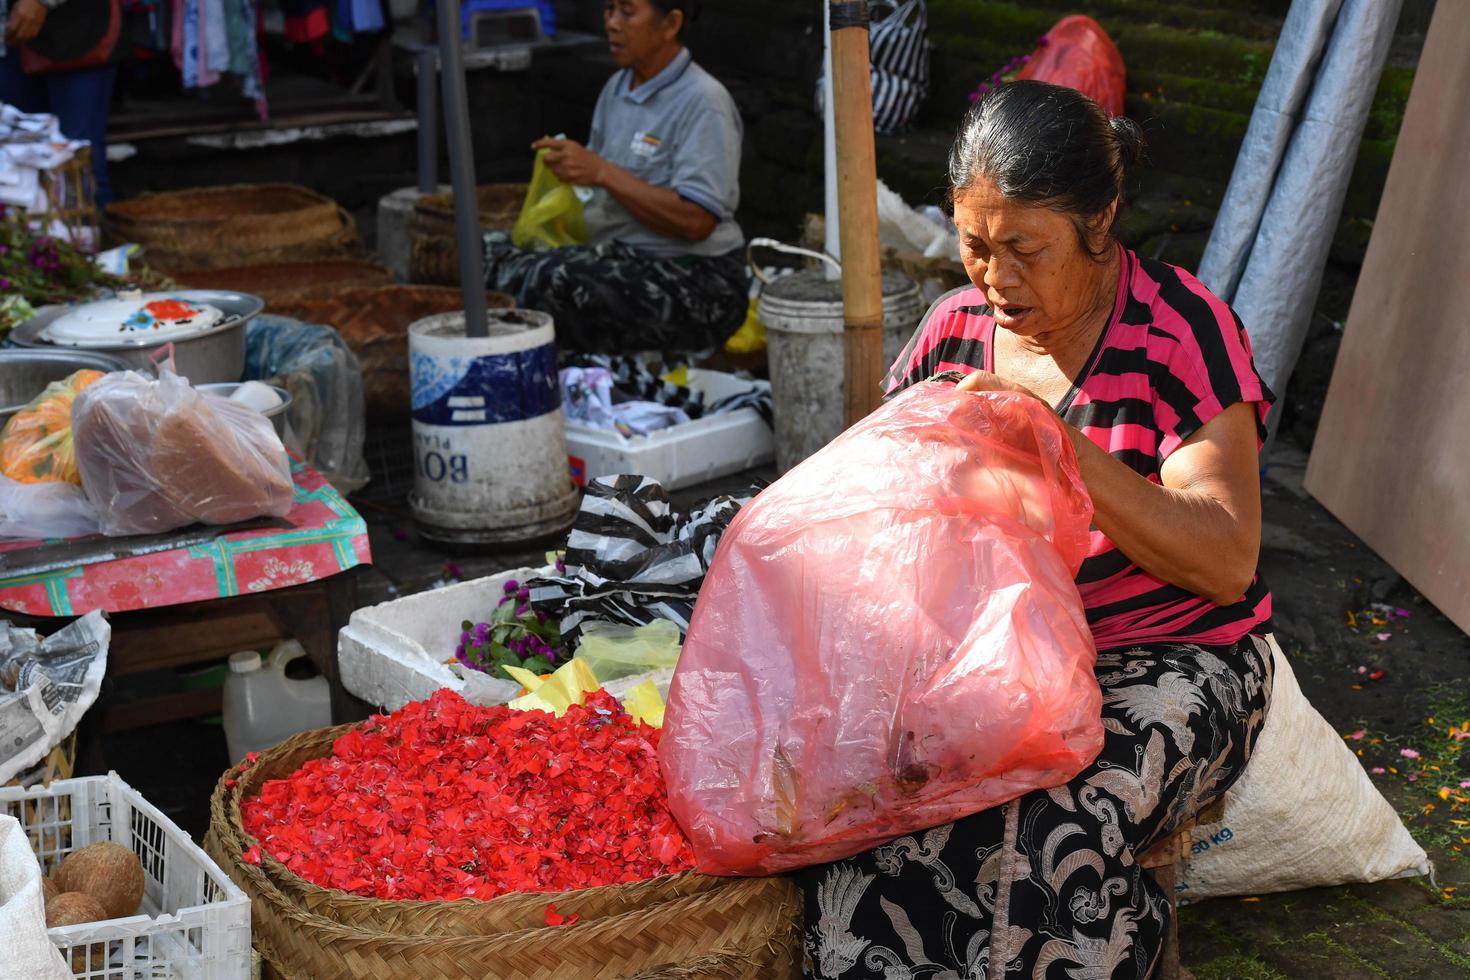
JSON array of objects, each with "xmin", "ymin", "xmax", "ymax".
[{"xmin": 0, "ymin": 461, "xmax": 373, "ymax": 728}]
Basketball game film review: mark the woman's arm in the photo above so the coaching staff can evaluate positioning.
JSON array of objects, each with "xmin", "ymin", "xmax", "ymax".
[
  {"xmin": 534, "ymin": 137, "xmax": 717, "ymax": 243},
  {"xmin": 957, "ymin": 371, "xmax": 1263, "ymax": 605}
]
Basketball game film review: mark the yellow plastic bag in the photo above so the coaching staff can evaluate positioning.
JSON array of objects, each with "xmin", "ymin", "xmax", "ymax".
[
  {"xmin": 575, "ymin": 619, "xmax": 682, "ymax": 683},
  {"xmin": 723, "ymin": 298, "xmax": 767, "ymax": 354},
  {"xmin": 511, "ymin": 149, "xmax": 589, "ymax": 250},
  {"xmin": 505, "ymin": 657, "xmax": 668, "ymax": 728}
]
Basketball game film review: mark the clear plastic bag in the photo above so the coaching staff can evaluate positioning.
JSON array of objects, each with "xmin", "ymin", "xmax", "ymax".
[
  {"xmin": 660, "ymin": 382, "xmax": 1104, "ymax": 875},
  {"xmin": 244, "ymin": 315, "xmax": 369, "ymax": 494},
  {"xmin": 0, "ymin": 477, "xmax": 99, "ymax": 540},
  {"xmin": 511, "ymin": 148, "xmax": 588, "ymax": 250},
  {"xmin": 71, "ymin": 367, "xmax": 295, "ymax": 536},
  {"xmin": 574, "ymin": 618, "xmax": 682, "ymax": 683}
]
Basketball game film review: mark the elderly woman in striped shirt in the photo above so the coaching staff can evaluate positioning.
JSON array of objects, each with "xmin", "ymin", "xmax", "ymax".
[{"xmin": 800, "ymin": 80, "xmax": 1276, "ymax": 980}]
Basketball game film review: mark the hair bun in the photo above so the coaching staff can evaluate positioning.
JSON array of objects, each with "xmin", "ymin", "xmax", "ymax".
[{"xmin": 1108, "ymin": 115, "xmax": 1146, "ymax": 180}]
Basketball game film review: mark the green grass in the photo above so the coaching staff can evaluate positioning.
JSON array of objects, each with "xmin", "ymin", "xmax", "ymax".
[{"xmin": 1191, "ymin": 954, "xmax": 1289, "ymax": 980}]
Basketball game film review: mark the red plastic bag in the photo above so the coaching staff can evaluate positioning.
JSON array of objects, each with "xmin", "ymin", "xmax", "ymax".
[
  {"xmin": 1018, "ymin": 15, "xmax": 1126, "ymax": 117},
  {"xmin": 660, "ymin": 382, "xmax": 1104, "ymax": 876}
]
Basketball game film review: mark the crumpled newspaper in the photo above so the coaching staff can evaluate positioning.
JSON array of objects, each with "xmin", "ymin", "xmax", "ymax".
[{"xmin": 0, "ymin": 611, "xmax": 109, "ymax": 786}]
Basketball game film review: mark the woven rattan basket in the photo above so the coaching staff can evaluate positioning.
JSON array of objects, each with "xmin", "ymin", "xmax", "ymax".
[
  {"xmin": 104, "ymin": 184, "xmax": 359, "ymax": 272},
  {"xmin": 171, "ymin": 259, "xmax": 394, "ymax": 301},
  {"xmin": 409, "ymin": 182, "xmax": 527, "ymax": 285},
  {"xmin": 206, "ymin": 723, "xmax": 802, "ymax": 980},
  {"xmin": 265, "ymin": 285, "xmax": 515, "ymax": 418}
]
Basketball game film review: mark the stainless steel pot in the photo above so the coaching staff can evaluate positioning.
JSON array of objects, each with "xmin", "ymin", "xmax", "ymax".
[
  {"xmin": 196, "ymin": 382, "xmax": 293, "ymax": 440},
  {"xmin": 9, "ymin": 290, "xmax": 263, "ymax": 384},
  {"xmin": 0, "ymin": 350, "xmax": 130, "ymax": 425}
]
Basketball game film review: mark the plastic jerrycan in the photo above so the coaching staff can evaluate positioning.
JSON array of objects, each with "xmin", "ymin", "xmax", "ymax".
[{"xmin": 223, "ymin": 640, "xmax": 332, "ymax": 764}]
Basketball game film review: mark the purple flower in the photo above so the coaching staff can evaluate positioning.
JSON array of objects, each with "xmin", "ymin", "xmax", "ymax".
[
  {"xmin": 0, "ymin": 278, "xmax": 9, "ymax": 290},
  {"xmin": 503, "ymin": 579, "xmax": 520, "ymax": 594}
]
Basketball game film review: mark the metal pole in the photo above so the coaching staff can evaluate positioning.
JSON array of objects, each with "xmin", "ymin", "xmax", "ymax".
[
  {"xmin": 415, "ymin": 49, "xmax": 438, "ymax": 194},
  {"xmin": 822, "ymin": 0, "xmax": 840, "ymax": 277},
  {"xmin": 436, "ymin": 0, "xmax": 489, "ymax": 339},
  {"xmin": 830, "ymin": 1, "xmax": 884, "ymax": 425}
]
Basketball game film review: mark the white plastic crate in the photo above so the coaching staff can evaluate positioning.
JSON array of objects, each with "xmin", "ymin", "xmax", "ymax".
[
  {"xmin": 338, "ymin": 567, "xmax": 674, "ymax": 713},
  {"xmin": 565, "ymin": 368, "xmax": 774, "ymax": 490},
  {"xmin": 1, "ymin": 773, "xmax": 250, "ymax": 980}
]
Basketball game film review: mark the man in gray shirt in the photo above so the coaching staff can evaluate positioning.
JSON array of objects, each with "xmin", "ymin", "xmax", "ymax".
[{"xmin": 483, "ymin": 0, "xmax": 749, "ymax": 353}]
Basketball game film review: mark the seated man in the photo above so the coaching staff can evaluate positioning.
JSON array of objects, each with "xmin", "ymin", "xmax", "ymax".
[{"xmin": 484, "ymin": 0, "xmax": 747, "ymax": 353}]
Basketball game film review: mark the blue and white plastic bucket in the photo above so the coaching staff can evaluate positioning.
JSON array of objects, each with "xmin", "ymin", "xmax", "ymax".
[{"xmin": 408, "ymin": 309, "xmax": 579, "ymax": 544}]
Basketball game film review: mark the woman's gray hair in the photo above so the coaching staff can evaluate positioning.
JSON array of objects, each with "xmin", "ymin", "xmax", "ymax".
[{"xmin": 949, "ymin": 80, "xmax": 1145, "ymax": 256}]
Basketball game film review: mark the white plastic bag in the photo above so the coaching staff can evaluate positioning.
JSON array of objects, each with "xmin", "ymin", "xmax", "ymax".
[
  {"xmin": 1178, "ymin": 636, "xmax": 1430, "ymax": 901},
  {"xmin": 0, "ymin": 815, "xmax": 71, "ymax": 980},
  {"xmin": 0, "ymin": 478, "xmax": 100, "ymax": 540},
  {"xmin": 71, "ymin": 367, "xmax": 294, "ymax": 537}
]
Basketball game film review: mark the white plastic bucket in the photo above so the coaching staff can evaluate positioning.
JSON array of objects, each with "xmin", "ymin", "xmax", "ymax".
[
  {"xmin": 758, "ymin": 268, "xmax": 923, "ymax": 472},
  {"xmin": 408, "ymin": 309, "xmax": 579, "ymax": 544}
]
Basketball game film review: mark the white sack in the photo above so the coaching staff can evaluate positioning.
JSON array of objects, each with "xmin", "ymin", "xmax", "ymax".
[
  {"xmin": 0, "ymin": 814, "xmax": 72, "ymax": 980},
  {"xmin": 1178, "ymin": 636, "xmax": 1429, "ymax": 901}
]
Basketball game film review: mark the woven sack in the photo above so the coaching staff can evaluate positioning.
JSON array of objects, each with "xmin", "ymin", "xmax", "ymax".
[
  {"xmin": 206, "ymin": 723, "xmax": 802, "ymax": 980},
  {"xmin": 265, "ymin": 285, "xmax": 514, "ymax": 418},
  {"xmin": 409, "ymin": 183, "xmax": 526, "ymax": 285},
  {"xmin": 172, "ymin": 259, "xmax": 393, "ymax": 302}
]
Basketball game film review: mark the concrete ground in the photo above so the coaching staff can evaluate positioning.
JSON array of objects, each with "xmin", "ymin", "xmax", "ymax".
[{"xmin": 102, "ymin": 431, "xmax": 1470, "ymax": 977}]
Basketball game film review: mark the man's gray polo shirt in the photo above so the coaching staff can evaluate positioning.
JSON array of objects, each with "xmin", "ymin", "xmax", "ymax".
[{"xmin": 585, "ymin": 47, "xmax": 744, "ymax": 259}]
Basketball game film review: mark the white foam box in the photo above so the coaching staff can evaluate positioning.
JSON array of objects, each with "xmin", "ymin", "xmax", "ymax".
[
  {"xmin": 564, "ymin": 368, "xmax": 773, "ymax": 490},
  {"xmin": 338, "ymin": 567, "xmax": 674, "ymax": 712}
]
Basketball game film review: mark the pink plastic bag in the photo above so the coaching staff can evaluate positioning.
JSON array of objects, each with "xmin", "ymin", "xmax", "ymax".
[
  {"xmin": 660, "ymin": 382, "xmax": 1104, "ymax": 876},
  {"xmin": 1018, "ymin": 15, "xmax": 1127, "ymax": 117}
]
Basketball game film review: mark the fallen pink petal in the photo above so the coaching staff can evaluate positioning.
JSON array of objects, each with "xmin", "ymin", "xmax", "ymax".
[{"xmin": 1400, "ymin": 748, "xmax": 1421, "ymax": 759}]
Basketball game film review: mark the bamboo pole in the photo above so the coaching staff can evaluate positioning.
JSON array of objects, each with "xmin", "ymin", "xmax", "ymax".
[{"xmin": 829, "ymin": 1, "xmax": 885, "ymax": 425}]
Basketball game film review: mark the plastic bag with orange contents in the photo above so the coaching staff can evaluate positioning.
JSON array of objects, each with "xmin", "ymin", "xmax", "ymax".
[
  {"xmin": 0, "ymin": 369, "xmax": 106, "ymax": 485},
  {"xmin": 660, "ymin": 382, "xmax": 1104, "ymax": 875}
]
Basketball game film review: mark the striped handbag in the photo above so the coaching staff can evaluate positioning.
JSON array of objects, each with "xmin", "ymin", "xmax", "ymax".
[
  {"xmin": 817, "ymin": 0, "xmax": 931, "ymax": 135},
  {"xmin": 869, "ymin": 0, "xmax": 931, "ymax": 134}
]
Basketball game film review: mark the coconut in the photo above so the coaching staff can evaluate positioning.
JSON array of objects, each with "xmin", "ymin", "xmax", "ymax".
[
  {"xmin": 45, "ymin": 891, "xmax": 107, "ymax": 927},
  {"xmin": 40, "ymin": 874, "xmax": 60, "ymax": 904},
  {"xmin": 55, "ymin": 841, "xmax": 145, "ymax": 918},
  {"xmin": 45, "ymin": 891, "xmax": 110, "ymax": 972}
]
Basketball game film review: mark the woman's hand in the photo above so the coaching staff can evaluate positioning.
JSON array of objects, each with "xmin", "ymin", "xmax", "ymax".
[
  {"xmin": 532, "ymin": 137, "xmax": 607, "ymax": 188},
  {"xmin": 955, "ymin": 369, "xmax": 1051, "ymax": 409},
  {"xmin": 5, "ymin": 0, "xmax": 48, "ymax": 46}
]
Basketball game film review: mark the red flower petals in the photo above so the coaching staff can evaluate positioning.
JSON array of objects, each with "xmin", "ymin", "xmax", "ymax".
[
  {"xmin": 242, "ymin": 846, "xmax": 262, "ymax": 865},
  {"xmin": 240, "ymin": 689, "xmax": 694, "ymax": 902},
  {"xmin": 544, "ymin": 902, "xmax": 580, "ymax": 926}
]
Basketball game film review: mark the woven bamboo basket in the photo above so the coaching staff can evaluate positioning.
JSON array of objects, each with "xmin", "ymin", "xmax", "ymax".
[
  {"xmin": 171, "ymin": 259, "xmax": 394, "ymax": 301},
  {"xmin": 265, "ymin": 285, "xmax": 515, "ymax": 418},
  {"xmin": 104, "ymin": 184, "xmax": 359, "ymax": 272},
  {"xmin": 409, "ymin": 182, "xmax": 527, "ymax": 285},
  {"xmin": 206, "ymin": 723, "xmax": 802, "ymax": 979}
]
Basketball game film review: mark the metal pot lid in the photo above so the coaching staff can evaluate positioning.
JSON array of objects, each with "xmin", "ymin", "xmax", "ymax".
[{"xmin": 42, "ymin": 293, "xmax": 228, "ymax": 349}]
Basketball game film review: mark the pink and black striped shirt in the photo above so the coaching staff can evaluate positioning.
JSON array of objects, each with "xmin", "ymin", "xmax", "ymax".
[{"xmin": 885, "ymin": 246, "xmax": 1274, "ymax": 652}]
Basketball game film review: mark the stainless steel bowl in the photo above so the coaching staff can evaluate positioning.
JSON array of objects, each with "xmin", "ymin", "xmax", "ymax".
[
  {"xmin": 196, "ymin": 382, "xmax": 293, "ymax": 440},
  {"xmin": 0, "ymin": 349, "xmax": 130, "ymax": 425},
  {"xmin": 9, "ymin": 290, "xmax": 263, "ymax": 384}
]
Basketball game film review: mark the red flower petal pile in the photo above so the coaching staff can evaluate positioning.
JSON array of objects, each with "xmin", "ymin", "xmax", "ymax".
[{"xmin": 240, "ymin": 688, "xmax": 695, "ymax": 901}]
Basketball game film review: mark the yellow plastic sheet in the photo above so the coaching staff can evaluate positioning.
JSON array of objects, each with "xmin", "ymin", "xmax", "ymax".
[
  {"xmin": 506, "ymin": 659, "xmax": 601, "ymax": 716},
  {"xmin": 622, "ymin": 679, "xmax": 665, "ymax": 729},
  {"xmin": 504, "ymin": 656, "xmax": 668, "ymax": 728},
  {"xmin": 511, "ymin": 149, "xmax": 589, "ymax": 250}
]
